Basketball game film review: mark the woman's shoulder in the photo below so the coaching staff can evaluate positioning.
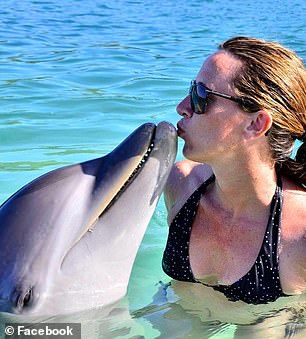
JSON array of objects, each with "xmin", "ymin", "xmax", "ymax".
[
  {"xmin": 282, "ymin": 177, "xmax": 306, "ymax": 235},
  {"xmin": 280, "ymin": 176, "xmax": 306, "ymax": 294},
  {"xmin": 282, "ymin": 176, "xmax": 306, "ymax": 237},
  {"xmin": 282, "ymin": 177, "xmax": 306, "ymax": 227},
  {"xmin": 164, "ymin": 160, "xmax": 213, "ymax": 224}
]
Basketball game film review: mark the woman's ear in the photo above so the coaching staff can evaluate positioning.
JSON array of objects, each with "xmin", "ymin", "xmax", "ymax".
[{"xmin": 245, "ymin": 110, "xmax": 272, "ymax": 137}]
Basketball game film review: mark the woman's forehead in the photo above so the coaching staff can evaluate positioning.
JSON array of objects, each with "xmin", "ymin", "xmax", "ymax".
[{"xmin": 196, "ymin": 51, "xmax": 242, "ymax": 90}]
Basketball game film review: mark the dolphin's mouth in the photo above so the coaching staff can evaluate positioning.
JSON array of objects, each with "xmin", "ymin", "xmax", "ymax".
[
  {"xmin": 103, "ymin": 134, "xmax": 155, "ymax": 214},
  {"xmin": 86, "ymin": 125, "xmax": 157, "ymax": 231}
]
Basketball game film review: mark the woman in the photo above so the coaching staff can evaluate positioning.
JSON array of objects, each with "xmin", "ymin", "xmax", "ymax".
[{"xmin": 162, "ymin": 37, "xmax": 306, "ymax": 305}]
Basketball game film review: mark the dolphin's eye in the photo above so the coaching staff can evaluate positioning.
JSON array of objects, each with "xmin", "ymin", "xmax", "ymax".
[{"xmin": 14, "ymin": 287, "xmax": 33, "ymax": 310}]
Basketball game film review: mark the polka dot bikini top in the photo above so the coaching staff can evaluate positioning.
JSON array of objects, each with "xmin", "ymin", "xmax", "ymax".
[{"xmin": 162, "ymin": 173, "xmax": 287, "ymax": 304}]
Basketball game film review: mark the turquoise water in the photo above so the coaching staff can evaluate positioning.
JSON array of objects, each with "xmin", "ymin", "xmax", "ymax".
[{"xmin": 1, "ymin": 0, "xmax": 306, "ymax": 337}]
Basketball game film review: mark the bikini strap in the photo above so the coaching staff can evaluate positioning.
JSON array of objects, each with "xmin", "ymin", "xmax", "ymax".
[{"xmin": 199, "ymin": 174, "xmax": 215, "ymax": 193}]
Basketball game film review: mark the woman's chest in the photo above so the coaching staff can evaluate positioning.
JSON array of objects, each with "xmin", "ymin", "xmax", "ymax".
[{"xmin": 188, "ymin": 206, "xmax": 272, "ymax": 285}]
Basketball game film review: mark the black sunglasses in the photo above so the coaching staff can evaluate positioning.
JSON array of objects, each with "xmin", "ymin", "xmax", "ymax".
[{"xmin": 189, "ymin": 80, "xmax": 244, "ymax": 114}]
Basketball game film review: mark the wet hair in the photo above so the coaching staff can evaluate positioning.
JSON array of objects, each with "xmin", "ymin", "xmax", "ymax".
[{"xmin": 220, "ymin": 36, "xmax": 306, "ymax": 187}]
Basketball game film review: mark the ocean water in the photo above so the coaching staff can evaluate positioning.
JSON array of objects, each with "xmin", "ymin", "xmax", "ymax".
[{"xmin": 1, "ymin": 0, "xmax": 306, "ymax": 338}]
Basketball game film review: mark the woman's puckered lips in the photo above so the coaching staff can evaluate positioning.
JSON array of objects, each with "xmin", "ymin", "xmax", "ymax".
[{"xmin": 177, "ymin": 121, "xmax": 185, "ymax": 137}]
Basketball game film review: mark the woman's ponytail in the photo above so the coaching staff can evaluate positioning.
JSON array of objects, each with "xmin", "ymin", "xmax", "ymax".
[{"xmin": 280, "ymin": 135, "xmax": 306, "ymax": 187}]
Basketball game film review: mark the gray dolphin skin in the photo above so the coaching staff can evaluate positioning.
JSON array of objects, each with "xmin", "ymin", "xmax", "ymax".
[{"xmin": 0, "ymin": 121, "xmax": 177, "ymax": 315}]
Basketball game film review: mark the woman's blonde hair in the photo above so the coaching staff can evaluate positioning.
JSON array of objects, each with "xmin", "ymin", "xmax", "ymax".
[{"xmin": 220, "ymin": 36, "xmax": 306, "ymax": 186}]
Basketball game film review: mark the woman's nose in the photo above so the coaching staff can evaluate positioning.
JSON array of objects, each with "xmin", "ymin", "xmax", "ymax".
[{"xmin": 176, "ymin": 95, "xmax": 193, "ymax": 118}]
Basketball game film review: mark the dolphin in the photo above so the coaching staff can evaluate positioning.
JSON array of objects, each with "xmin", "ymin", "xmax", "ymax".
[{"xmin": 0, "ymin": 121, "xmax": 177, "ymax": 315}]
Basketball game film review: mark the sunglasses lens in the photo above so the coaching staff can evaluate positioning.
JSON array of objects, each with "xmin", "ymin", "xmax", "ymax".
[{"xmin": 190, "ymin": 83, "xmax": 208, "ymax": 114}]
